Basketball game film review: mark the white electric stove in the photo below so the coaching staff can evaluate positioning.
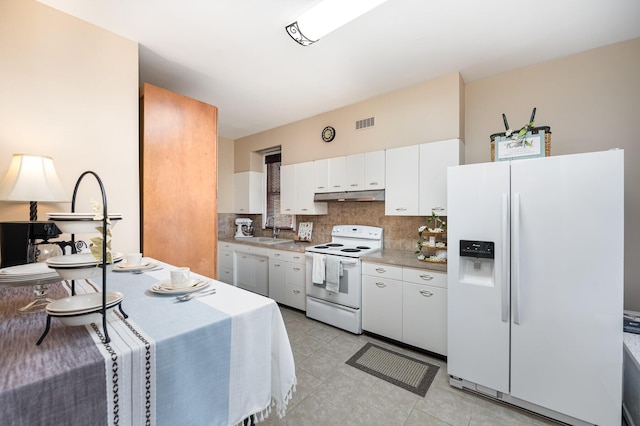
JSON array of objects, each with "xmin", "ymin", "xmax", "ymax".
[{"xmin": 305, "ymin": 225, "xmax": 383, "ymax": 333}]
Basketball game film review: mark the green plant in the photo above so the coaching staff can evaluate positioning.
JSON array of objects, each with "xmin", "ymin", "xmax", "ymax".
[
  {"xmin": 502, "ymin": 107, "xmax": 537, "ymax": 147},
  {"xmin": 89, "ymin": 199, "xmax": 113, "ymax": 263}
]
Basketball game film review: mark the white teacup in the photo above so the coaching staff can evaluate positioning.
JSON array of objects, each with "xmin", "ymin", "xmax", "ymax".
[
  {"xmin": 170, "ymin": 267, "xmax": 191, "ymax": 288},
  {"xmin": 126, "ymin": 253, "xmax": 142, "ymax": 267}
]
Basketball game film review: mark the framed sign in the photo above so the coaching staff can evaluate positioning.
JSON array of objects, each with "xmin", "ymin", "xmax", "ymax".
[{"xmin": 494, "ymin": 129, "xmax": 546, "ymax": 161}]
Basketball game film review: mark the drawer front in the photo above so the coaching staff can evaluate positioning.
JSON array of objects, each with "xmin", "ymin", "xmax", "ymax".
[
  {"xmin": 269, "ymin": 249, "xmax": 287, "ymax": 260},
  {"xmin": 218, "ymin": 267, "xmax": 233, "ymax": 285},
  {"xmin": 286, "ymin": 262, "xmax": 305, "ymax": 286},
  {"xmin": 403, "ymin": 267, "xmax": 447, "ymax": 288},
  {"xmin": 362, "ymin": 262, "xmax": 403, "ymax": 280},
  {"xmin": 285, "ymin": 251, "xmax": 305, "ymax": 264},
  {"xmin": 286, "ymin": 284, "xmax": 306, "ymax": 310},
  {"xmin": 218, "ymin": 249, "xmax": 233, "ymax": 269},
  {"xmin": 219, "ymin": 242, "xmax": 236, "ymax": 251}
]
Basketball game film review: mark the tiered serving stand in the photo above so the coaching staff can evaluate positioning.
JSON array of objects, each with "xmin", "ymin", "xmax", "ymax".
[{"xmin": 37, "ymin": 171, "xmax": 127, "ymax": 345}]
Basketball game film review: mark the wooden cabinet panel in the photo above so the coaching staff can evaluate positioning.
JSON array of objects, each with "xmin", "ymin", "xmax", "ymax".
[{"xmin": 141, "ymin": 83, "xmax": 218, "ymax": 277}]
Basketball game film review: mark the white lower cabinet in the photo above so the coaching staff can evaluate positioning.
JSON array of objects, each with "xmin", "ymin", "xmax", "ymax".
[
  {"xmin": 362, "ymin": 261, "xmax": 447, "ymax": 356},
  {"xmin": 217, "ymin": 242, "xmax": 235, "ymax": 284},
  {"xmin": 234, "ymin": 245, "xmax": 269, "ymax": 297},
  {"xmin": 269, "ymin": 249, "xmax": 306, "ymax": 310}
]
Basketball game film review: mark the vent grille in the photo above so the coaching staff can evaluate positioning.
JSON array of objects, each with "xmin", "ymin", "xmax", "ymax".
[{"xmin": 356, "ymin": 116, "xmax": 375, "ymax": 130}]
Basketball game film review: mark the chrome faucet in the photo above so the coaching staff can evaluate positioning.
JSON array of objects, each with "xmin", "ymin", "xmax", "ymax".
[{"xmin": 268, "ymin": 216, "xmax": 280, "ymax": 239}]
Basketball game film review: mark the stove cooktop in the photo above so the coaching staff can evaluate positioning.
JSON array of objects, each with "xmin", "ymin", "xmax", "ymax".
[{"xmin": 305, "ymin": 225, "xmax": 383, "ymax": 258}]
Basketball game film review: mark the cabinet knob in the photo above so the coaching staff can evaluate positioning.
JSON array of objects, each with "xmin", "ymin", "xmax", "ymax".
[
  {"xmin": 274, "ymin": 263, "xmax": 281, "ymax": 267},
  {"xmin": 293, "ymin": 267, "xmax": 300, "ymax": 271},
  {"xmin": 420, "ymin": 274, "xmax": 434, "ymax": 280},
  {"xmin": 375, "ymin": 282, "xmax": 386, "ymax": 288},
  {"xmin": 419, "ymin": 290, "xmax": 434, "ymax": 297},
  {"xmin": 333, "ymin": 185, "xmax": 341, "ymax": 188},
  {"xmin": 293, "ymin": 289, "xmax": 300, "ymax": 294},
  {"xmin": 395, "ymin": 207, "xmax": 407, "ymax": 212},
  {"xmin": 350, "ymin": 184, "xmax": 359, "ymax": 187},
  {"xmin": 317, "ymin": 186, "xmax": 325, "ymax": 189},
  {"xmin": 301, "ymin": 208, "xmax": 308, "ymax": 211},
  {"xmin": 432, "ymin": 207, "xmax": 444, "ymax": 212},
  {"xmin": 375, "ymin": 267, "xmax": 386, "ymax": 273},
  {"xmin": 369, "ymin": 182, "xmax": 378, "ymax": 186}
]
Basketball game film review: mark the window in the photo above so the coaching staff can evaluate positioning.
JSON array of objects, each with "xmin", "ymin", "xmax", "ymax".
[{"xmin": 264, "ymin": 152, "xmax": 295, "ymax": 230}]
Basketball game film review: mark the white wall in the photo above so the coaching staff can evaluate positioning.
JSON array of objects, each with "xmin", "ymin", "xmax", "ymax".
[{"xmin": 0, "ymin": 0, "xmax": 140, "ymax": 254}]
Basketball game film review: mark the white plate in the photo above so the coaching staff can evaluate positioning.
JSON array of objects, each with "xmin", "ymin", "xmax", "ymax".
[
  {"xmin": 46, "ymin": 252, "xmax": 124, "ymax": 267},
  {"xmin": 0, "ymin": 262, "xmax": 52, "ymax": 275},
  {"xmin": 48, "ymin": 212, "xmax": 123, "ymax": 219},
  {"xmin": 113, "ymin": 259, "xmax": 158, "ymax": 272},
  {"xmin": 47, "ymin": 291, "xmax": 123, "ymax": 313},
  {"xmin": 52, "ymin": 218, "xmax": 122, "ymax": 234},
  {"xmin": 149, "ymin": 279, "xmax": 208, "ymax": 294}
]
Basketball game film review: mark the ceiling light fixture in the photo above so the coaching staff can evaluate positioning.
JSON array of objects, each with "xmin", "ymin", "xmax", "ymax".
[{"xmin": 286, "ymin": 0, "xmax": 388, "ymax": 46}]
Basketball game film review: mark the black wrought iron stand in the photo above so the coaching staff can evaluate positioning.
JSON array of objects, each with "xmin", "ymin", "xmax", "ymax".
[{"xmin": 37, "ymin": 171, "xmax": 128, "ymax": 345}]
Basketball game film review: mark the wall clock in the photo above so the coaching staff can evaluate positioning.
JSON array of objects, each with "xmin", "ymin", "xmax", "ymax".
[{"xmin": 322, "ymin": 126, "xmax": 335, "ymax": 143}]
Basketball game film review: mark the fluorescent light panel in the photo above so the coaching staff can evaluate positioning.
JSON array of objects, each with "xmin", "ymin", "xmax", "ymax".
[{"xmin": 286, "ymin": 0, "xmax": 388, "ymax": 46}]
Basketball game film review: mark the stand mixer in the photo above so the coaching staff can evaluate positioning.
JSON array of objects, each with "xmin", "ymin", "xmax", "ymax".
[{"xmin": 234, "ymin": 218, "xmax": 254, "ymax": 238}]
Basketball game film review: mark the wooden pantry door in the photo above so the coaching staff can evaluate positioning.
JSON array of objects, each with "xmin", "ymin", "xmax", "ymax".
[{"xmin": 140, "ymin": 83, "xmax": 218, "ymax": 278}]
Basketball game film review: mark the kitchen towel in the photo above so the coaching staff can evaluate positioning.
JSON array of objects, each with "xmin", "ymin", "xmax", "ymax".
[
  {"xmin": 312, "ymin": 253, "xmax": 325, "ymax": 285},
  {"xmin": 325, "ymin": 256, "xmax": 342, "ymax": 293}
]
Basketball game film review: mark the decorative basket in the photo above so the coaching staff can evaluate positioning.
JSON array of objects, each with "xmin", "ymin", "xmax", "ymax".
[{"xmin": 490, "ymin": 126, "xmax": 551, "ymax": 162}]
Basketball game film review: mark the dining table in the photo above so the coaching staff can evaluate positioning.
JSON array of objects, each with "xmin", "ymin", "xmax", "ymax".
[{"xmin": 0, "ymin": 259, "xmax": 297, "ymax": 426}]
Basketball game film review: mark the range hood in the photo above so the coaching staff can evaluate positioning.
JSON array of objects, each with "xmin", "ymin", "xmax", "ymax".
[{"xmin": 313, "ymin": 189, "xmax": 385, "ymax": 202}]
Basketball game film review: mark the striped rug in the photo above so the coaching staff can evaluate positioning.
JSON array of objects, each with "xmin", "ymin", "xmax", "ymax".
[{"xmin": 346, "ymin": 342, "xmax": 439, "ymax": 397}]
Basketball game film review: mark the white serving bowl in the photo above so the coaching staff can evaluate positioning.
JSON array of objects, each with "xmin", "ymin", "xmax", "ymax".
[
  {"xmin": 51, "ymin": 217, "xmax": 122, "ymax": 234},
  {"xmin": 47, "ymin": 291, "xmax": 123, "ymax": 326},
  {"xmin": 47, "ymin": 265, "xmax": 101, "ymax": 280}
]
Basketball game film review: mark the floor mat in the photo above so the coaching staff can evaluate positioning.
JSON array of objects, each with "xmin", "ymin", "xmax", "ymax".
[{"xmin": 345, "ymin": 342, "xmax": 439, "ymax": 397}]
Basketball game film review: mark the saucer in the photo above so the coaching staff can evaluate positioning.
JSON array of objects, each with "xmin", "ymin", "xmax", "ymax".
[
  {"xmin": 149, "ymin": 279, "xmax": 208, "ymax": 295},
  {"xmin": 113, "ymin": 260, "xmax": 159, "ymax": 272}
]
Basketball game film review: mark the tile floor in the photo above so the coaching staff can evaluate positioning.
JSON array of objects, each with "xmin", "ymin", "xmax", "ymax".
[{"xmin": 265, "ymin": 306, "xmax": 624, "ymax": 426}]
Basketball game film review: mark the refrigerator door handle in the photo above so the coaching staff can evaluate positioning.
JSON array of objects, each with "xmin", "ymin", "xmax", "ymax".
[
  {"xmin": 501, "ymin": 193, "xmax": 509, "ymax": 323},
  {"xmin": 513, "ymin": 192, "xmax": 521, "ymax": 325}
]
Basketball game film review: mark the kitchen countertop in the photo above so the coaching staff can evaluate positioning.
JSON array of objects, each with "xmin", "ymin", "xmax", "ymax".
[
  {"xmin": 625, "ymin": 332, "xmax": 640, "ymax": 369},
  {"xmin": 361, "ymin": 249, "xmax": 447, "ymax": 272},
  {"xmin": 220, "ymin": 239, "xmax": 447, "ymax": 272}
]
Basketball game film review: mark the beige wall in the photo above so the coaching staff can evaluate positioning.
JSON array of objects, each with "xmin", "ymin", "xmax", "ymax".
[
  {"xmin": 0, "ymin": 0, "xmax": 140, "ymax": 253},
  {"xmin": 465, "ymin": 37, "xmax": 640, "ymax": 310},
  {"xmin": 217, "ymin": 136, "xmax": 235, "ymax": 213},
  {"xmin": 234, "ymin": 72, "xmax": 464, "ymax": 171}
]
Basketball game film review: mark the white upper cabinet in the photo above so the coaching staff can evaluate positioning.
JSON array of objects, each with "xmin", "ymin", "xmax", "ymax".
[
  {"xmin": 385, "ymin": 145, "xmax": 419, "ymax": 215},
  {"xmin": 364, "ymin": 150, "xmax": 385, "ymax": 190},
  {"xmin": 418, "ymin": 139, "xmax": 464, "ymax": 216},
  {"xmin": 233, "ymin": 171, "xmax": 263, "ymax": 214},
  {"xmin": 328, "ymin": 157, "xmax": 347, "ymax": 192},
  {"xmin": 279, "ymin": 164, "xmax": 295, "ymax": 214},
  {"xmin": 281, "ymin": 162, "xmax": 327, "ymax": 215},
  {"xmin": 346, "ymin": 153, "xmax": 365, "ymax": 190},
  {"xmin": 313, "ymin": 159, "xmax": 329, "ymax": 193}
]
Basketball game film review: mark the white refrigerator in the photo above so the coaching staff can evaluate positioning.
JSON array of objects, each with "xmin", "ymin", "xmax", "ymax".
[{"xmin": 447, "ymin": 150, "xmax": 624, "ymax": 425}]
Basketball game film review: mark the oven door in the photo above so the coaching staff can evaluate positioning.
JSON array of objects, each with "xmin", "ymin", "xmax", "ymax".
[{"xmin": 305, "ymin": 253, "xmax": 361, "ymax": 309}]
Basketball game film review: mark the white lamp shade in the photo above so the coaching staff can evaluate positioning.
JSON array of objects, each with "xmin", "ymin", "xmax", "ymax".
[
  {"xmin": 0, "ymin": 154, "xmax": 68, "ymax": 202},
  {"xmin": 291, "ymin": 0, "xmax": 388, "ymax": 42}
]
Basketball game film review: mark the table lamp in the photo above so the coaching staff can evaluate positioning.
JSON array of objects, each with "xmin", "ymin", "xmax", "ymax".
[{"xmin": 0, "ymin": 154, "xmax": 68, "ymax": 221}]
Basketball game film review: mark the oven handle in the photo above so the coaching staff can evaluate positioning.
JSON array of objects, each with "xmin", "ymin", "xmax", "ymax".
[{"xmin": 305, "ymin": 253, "xmax": 359, "ymax": 265}]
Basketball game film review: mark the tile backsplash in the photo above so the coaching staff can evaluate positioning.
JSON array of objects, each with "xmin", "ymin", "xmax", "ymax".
[{"xmin": 218, "ymin": 203, "xmax": 443, "ymax": 253}]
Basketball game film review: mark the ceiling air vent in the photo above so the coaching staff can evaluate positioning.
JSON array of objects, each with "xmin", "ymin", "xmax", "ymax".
[{"xmin": 355, "ymin": 116, "xmax": 375, "ymax": 130}]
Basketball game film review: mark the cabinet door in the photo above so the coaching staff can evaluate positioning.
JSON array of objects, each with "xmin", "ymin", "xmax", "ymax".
[
  {"xmin": 233, "ymin": 171, "xmax": 263, "ymax": 214},
  {"xmin": 346, "ymin": 153, "xmax": 365, "ymax": 191},
  {"xmin": 364, "ymin": 150, "xmax": 385, "ymax": 190},
  {"xmin": 280, "ymin": 164, "xmax": 295, "ymax": 214},
  {"xmin": 314, "ymin": 159, "xmax": 329, "ymax": 193},
  {"xmin": 286, "ymin": 284, "xmax": 306, "ymax": 311},
  {"xmin": 235, "ymin": 252, "xmax": 254, "ymax": 291},
  {"xmin": 268, "ymin": 259, "xmax": 287, "ymax": 303},
  {"xmin": 254, "ymin": 256, "xmax": 269, "ymax": 297},
  {"xmin": 362, "ymin": 274, "xmax": 403, "ymax": 340},
  {"xmin": 385, "ymin": 145, "xmax": 419, "ymax": 215},
  {"xmin": 296, "ymin": 162, "xmax": 327, "ymax": 215},
  {"xmin": 286, "ymin": 261, "xmax": 305, "ymax": 287},
  {"xmin": 419, "ymin": 139, "xmax": 463, "ymax": 216},
  {"xmin": 403, "ymin": 282, "xmax": 447, "ymax": 355},
  {"xmin": 328, "ymin": 157, "xmax": 347, "ymax": 192}
]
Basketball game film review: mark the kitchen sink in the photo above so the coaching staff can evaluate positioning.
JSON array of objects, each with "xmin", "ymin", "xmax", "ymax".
[{"xmin": 248, "ymin": 237, "xmax": 294, "ymax": 245}]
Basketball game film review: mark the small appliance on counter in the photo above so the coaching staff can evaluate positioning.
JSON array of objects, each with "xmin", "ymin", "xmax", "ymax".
[
  {"xmin": 234, "ymin": 218, "xmax": 254, "ymax": 238},
  {"xmin": 625, "ymin": 311, "xmax": 640, "ymax": 334}
]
